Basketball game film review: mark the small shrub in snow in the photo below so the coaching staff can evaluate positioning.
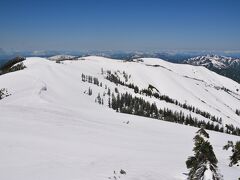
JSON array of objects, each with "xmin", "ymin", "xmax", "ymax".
[
  {"xmin": 0, "ymin": 88, "xmax": 11, "ymax": 100},
  {"xmin": 120, "ymin": 169, "xmax": 126, "ymax": 175},
  {"xmin": 236, "ymin": 109, "xmax": 240, "ymax": 116},
  {"xmin": 108, "ymin": 169, "xmax": 127, "ymax": 180}
]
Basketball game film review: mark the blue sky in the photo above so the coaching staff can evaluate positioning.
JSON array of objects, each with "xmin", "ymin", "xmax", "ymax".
[{"xmin": 1, "ymin": 0, "xmax": 240, "ymax": 51}]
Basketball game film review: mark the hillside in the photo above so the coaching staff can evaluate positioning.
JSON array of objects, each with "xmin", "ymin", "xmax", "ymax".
[{"xmin": 0, "ymin": 56, "xmax": 240, "ymax": 180}]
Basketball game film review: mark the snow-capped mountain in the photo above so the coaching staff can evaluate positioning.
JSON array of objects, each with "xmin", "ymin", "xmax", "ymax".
[
  {"xmin": 185, "ymin": 54, "xmax": 240, "ymax": 69},
  {"xmin": 0, "ymin": 56, "xmax": 240, "ymax": 180},
  {"xmin": 185, "ymin": 55, "xmax": 240, "ymax": 83}
]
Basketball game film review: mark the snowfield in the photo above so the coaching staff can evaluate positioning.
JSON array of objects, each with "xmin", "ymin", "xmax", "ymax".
[{"xmin": 0, "ymin": 56, "xmax": 240, "ymax": 180}]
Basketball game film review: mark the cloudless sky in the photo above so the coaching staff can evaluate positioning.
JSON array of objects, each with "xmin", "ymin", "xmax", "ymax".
[{"xmin": 1, "ymin": 0, "xmax": 240, "ymax": 51}]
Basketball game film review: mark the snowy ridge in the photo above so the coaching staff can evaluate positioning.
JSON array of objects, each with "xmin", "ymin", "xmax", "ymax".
[
  {"xmin": 48, "ymin": 54, "xmax": 78, "ymax": 61},
  {"xmin": 185, "ymin": 54, "xmax": 240, "ymax": 69},
  {"xmin": 0, "ymin": 56, "xmax": 240, "ymax": 180}
]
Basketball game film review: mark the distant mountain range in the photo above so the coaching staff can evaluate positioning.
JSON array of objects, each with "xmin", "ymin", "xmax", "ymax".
[
  {"xmin": 1, "ymin": 49, "xmax": 240, "ymax": 64},
  {"xmin": 184, "ymin": 55, "xmax": 240, "ymax": 83}
]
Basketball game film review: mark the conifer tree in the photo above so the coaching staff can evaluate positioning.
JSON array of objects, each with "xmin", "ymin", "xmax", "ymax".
[
  {"xmin": 88, "ymin": 87, "xmax": 92, "ymax": 96},
  {"xmin": 186, "ymin": 127, "xmax": 222, "ymax": 180},
  {"xmin": 96, "ymin": 93, "xmax": 101, "ymax": 104},
  {"xmin": 111, "ymin": 93, "xmax": 117, "ymax": 110},
  {"xmin": 223, "ymin": 141, "xmax": 240, "ymax": 166}
]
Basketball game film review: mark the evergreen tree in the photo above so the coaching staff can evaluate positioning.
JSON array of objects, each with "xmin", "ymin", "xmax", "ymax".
[
  {"xmin": 134, "ymin": 86, "xmax": 139, "ymax": 93},
  {"xmin": 111, "ymin": 93, "xmax": 117, "ymax": 110},
  {"xmin": 0, "ymin": 89, "xmax": 4, "ymax": 99},
  {"xmin": 108, "ymin": 97, "xmax": 111, "ymax": 108},
  {"xmin": 223, "ymin": 141, "xmax": 240, "ymax": 166},
  {"xmin": 236, "ymin": 109, "xmax": 240, "ymax": 116},
  {"xmin": 96, "ymin": 93, "xmax": 101, "ymax": 104},
  {"xmin": 186, "ymin": 127, "xmax": 222, "ymax": 180},
  {"xmin": 81, "ymin": 73, "xmax": 86, "ymax": 82},
  {"xmin": 107, "ymin": 88, "xmax": 111, "ymax": 96},
  {"xmin": 88, "ymin": 87, "xmax": 92, "ymax": 96}
]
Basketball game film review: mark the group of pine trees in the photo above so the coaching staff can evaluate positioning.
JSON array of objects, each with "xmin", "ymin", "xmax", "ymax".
[
  {"xmin": 105, "ymin": 70, "xmax": 222, "ymax": 125},
  {"xmin": 0, "ymin": 56, "xmax": 26, "ymax": 75},
  {"xmin": 140, "ymin": 86, "xmax": 222, "ymax": 124},
  {"xmin": 81, "ymin": 73, "xmax": 102, "ymax": 87},
  {"xmin": 82, "ymin": 70, "xmax": 240, "ymax": 136},
  {"xmin": 225, "ymin": 124, "xmax": 240, "ymax": 136},
  {"xmin": 105, "ymin": 70, "xmax": 139, "ymax": 93},
  {"xmin": 108, "ymin": 92, "xmax": 240, "ymax": 135}
]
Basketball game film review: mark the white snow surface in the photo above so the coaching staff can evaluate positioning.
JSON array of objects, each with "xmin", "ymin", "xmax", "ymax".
[
  {"xmin": 0, "ymin": 56, "xmax": 240, "ymax": 180},
  {"xmin": 48, "ymin": 55, "xmax": 77, "ymax": 61}
]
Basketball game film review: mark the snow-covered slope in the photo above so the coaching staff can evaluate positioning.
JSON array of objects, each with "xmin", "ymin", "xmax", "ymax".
[
  {"xmin": 0, "ymin": 56, "xmax": 240, "ymax": 180},
  {"xmin": 48, "ymin": 55, "xmax": 78, "ymax": 61},
  {"xmin": 185, "ymin": 54, "xmax": 240, "ymax": 69}
]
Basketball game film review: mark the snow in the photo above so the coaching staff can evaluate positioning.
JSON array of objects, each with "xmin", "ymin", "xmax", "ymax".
[
  {"xmin": 203, "ymin": 163, "xmax": 214, "ymax": 180},
  {"xmin": 48, "ymin": 55, "xmax": 77, "ymax": 61},
  {"xmin": 0, "ymin": 56, "xmax": 240, "ymax": 180}
]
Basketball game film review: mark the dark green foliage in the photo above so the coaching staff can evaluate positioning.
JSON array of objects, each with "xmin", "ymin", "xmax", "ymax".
[
  {"xmin": 0, "ymin": 89, "xmax": 4, "ymax": 99},
  {"xmin": 0, "ymin": 88, "xmax": 11, "ymax": 100},
  {"xmin": 106, "ymin": 70, "xmax": 222, "ymax": 124},
  {"xmin": 120, "ymin": 169, "xmax": 126, "ymax": 175},
  {"xmin": 109, "ymin": 92, "xmax": 232, "ymax": 135},
  {"xmin": 96, "ymin": 93, "xmax": 102, "ymax": 104},
  {"xmin": 0, "ymin": 56, "xmax": 26, "ymax": 75},
  {"xmin": 115, "ymin": 87, "xmax": 119, "ymax": 93},
  {"xmin": 223, "ymin": 141, "xmax": 240, "ymax": 166},
  {"xmin": 93, "ymin": 77, "xmax": 99, "ymax": 86},
  {"xmin": 111, "ymin": 93, "xmax": 117, "ymax": 110},
  {"xmin": 106, "ymin": 71, "xmax": 123, "ymax": 86},
  {"xmin": 105, "ymin": 71, "xmax": 139, "ymax": 94},
  {"xmin": 148, "ymin": 84, "xmax": 159, "ymax": 92},
  {"xmin": 8, "ymin": 62, "xmax": 26, "ymax": 73},
  {"xmin": 225, "ymin": 124, "xmax": 240, "ymax": 136},
  {"xmin": 196, "ymin": 128, "xmax": 210, "ymax": 138},
  {"xmin": 88, "ymin": 87, "xmax": 92, "ymax": 96},
  {"xmin": 236, "ymin": 109, "xmax": 240, "ymax": 116},
  {"xmin": 107, "ymin": 88, "xmax": 111, "ymax": 96},
  {"xmin": 82, "ymin": 73, "xmax": 103, "ymax": 88},
  {"xmin": 81, "ymin": 73, "xmax": 86, "ymax": 82},
  {"xmin": 83, "ymin": 69, "xmax": 239, "ymax": 136},
  {"xmin": 134, "ymin": 86, "xmax": 139, "ymax": 93},
  {"xmin": 186, "ymin": 128, "xmax": 221, "ymax": 180}
]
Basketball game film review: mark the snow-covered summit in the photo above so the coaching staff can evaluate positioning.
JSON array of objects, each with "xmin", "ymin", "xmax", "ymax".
[{"xmin": 185, "ymin": 54, "xmax": 240, "ymax": 69}]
